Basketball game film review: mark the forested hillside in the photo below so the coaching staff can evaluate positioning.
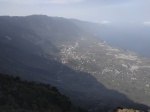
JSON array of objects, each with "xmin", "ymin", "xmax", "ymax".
[{"xmin": 0, "ymin": 73, "xmax": 87, "ymax": 112}]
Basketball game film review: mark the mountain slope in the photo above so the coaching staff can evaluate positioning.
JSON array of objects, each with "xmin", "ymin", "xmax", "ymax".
[
  {"xmin": 0, "ymin": 73, "xmax": 87, "ymax": 112},
  {"xmin": 71, "ymin": 19, "xmax": 150, "ymax": 58},
  {"xmin": 0, "ymin": 15, "xmax": 150, "ymax": 111}
]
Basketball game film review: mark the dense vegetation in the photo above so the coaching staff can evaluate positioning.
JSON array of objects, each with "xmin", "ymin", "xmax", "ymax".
[{"xmin": 0, "ymin": 73, "xmax": 87, "ymax": 112}]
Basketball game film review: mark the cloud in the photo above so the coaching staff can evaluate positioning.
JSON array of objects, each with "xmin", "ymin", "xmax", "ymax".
[
  {"xmin": 45, "ymin": 0, "xmax": 85, "ymax": 4},
  {"xmin": 0, "ymin": 0, "xmax": 85, "ymax": 4},
  {"xmin": 101, "ymin": 20, "xmax": 111, "ymax": 24},
  {"xmin": 143, "ymin": 22, "xmax": 150, "ymax": 26}
]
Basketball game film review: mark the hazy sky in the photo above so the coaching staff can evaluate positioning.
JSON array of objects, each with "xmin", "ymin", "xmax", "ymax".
[{"xmin": 0, "ymin": 0, "xmax": 150, "ymax": 25}]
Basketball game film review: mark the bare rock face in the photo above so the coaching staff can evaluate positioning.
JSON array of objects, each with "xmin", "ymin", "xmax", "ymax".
[{"xmin": 110, "ymin": 108, "xmax": 144, "ymax": 112}]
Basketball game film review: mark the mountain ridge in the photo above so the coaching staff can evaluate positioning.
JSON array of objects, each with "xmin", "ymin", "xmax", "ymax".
[{"xmin": 0, "ymin": 15, "xmax": 150, "ymax": 111}]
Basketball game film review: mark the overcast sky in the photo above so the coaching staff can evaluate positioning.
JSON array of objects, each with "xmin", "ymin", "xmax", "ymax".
[{"xmin": 0, "ymin": 0, "xmax": 150, "ymax": 25}]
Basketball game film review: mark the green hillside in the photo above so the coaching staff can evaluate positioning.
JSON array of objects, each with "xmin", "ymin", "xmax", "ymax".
[{"xmin": 0, "ymin": 73, "xmax": 87, "ymax": 112}]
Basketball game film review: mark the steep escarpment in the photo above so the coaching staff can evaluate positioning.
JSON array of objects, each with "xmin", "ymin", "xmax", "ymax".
[{"xmin": 0, "ymin": 15, "xmax": 150, "ymax": 111}]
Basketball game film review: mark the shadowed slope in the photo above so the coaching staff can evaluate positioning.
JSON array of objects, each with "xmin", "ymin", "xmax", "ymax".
[{"xmin": 0, "ymin": 15, "xmax": 150, "ymax": 112}]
